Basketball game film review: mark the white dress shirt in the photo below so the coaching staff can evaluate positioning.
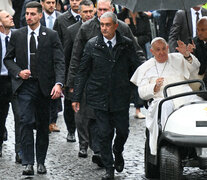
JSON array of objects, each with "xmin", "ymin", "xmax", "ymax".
[
  {"xmin": 44, "ymin": 11, "xmax": 56, "ymax": 29},
  {"xmin": 103, "ymin": 34, "xmax": 116, "ymax": 48},
  {"xmin": 27, "ymin": 25, "xmax": 40, "ymax": 70},
  {"xmin": 191, "ymin": 8, "xmax": 202, "ymax": 37},
  {"xmin": 0, "ymin": 31, "xmax": 11, "ymax": 76}
]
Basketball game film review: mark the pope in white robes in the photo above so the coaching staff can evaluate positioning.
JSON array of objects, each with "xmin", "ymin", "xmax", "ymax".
[{"xmin": 130, "ymin": 37, "xmax": 201, "ymax": 155}]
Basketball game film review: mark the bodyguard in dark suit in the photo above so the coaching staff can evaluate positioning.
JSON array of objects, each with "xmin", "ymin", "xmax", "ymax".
[
  {"xmin": 40, "ymin": 0, "xmax": 62, "ymax": 28},
  {"xmin": 54, "ymin": 0, "xmax": 81, "ymax": 142},
  {"xmin": 72, "ymin": 12, "xmax": 141, "ymax": 180},
  {"xmin": 193, "ymin": 17, "xmax": 207, "ymax": 84},
  {"xmin": 53, "ymin": 0, "xmax": 82, "ymax": 45},
  {"xmin": 0, "ymin": 10, "xmax": 21, "ymax": 163},
  {"xmin": 64, "ymin": 0, "xmax": 96, "ymax": 158},
  {"xmin": 4, "ymin": 2, "xmax": 65, "ymax": 175},
  {"xmin": 41, "ymin": 0, "xmax": 63, "ymax": 133},
  {"xmin": 168, "ymin": 6, "xmax": 207, "ymax": 52}
]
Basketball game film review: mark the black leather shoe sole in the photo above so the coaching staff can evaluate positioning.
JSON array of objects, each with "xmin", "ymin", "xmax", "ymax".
[{"xmin": 92, "ymin": 154, "xmax": 104, "ymax": 167}]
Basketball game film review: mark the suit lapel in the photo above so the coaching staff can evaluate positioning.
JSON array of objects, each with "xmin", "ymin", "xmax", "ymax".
[
  {"xmin": 37, "ymin": 26, "xmax": 47, "ymax": 56},
  {"xmin": 21, "ymin": 27, "xmax": 28, "ymax": 68},
  {"xmin": 187, "ymin": 11, "xmax": 193, "ymax": 38}
]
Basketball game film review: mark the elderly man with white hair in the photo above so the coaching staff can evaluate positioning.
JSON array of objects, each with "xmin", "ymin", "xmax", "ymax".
[{"xmin": 131, "ymin": 37, "xmax": 202, "ymax": 156}]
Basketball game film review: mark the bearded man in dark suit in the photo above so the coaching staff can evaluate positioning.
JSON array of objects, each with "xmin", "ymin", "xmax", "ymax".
[{"xmin": 4, "ymin": 1, "xmax": 65, "ymax": 176}]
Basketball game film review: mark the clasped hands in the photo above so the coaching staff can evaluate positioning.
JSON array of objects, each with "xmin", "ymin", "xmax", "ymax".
[{"xmin": 154, "ymin": 77, "xmax": 164, "ymax": 93}]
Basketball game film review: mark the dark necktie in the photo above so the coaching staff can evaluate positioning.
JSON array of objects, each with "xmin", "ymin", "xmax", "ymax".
[
  {"xmin": 107, "ymin": 40, "xmax": 112, "ymax": 50},
  {"xmin": 30, "ymin": 32, "xmax": 37, "ymax": 78},
  {"xmin": 196, "ymin": 12, "xmax": 199, "ymax": 23},
  {"xmin": 5, "ymin": 36, "xmax": 9, "ymax": 49},
  {"xmin": 76, "ymin": 15, "xmax": 80, "ymax": 22}
]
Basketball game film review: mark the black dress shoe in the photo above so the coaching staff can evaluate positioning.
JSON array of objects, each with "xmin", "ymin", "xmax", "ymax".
[
  {"xmin": 22, "ymin": 165, "xmax": 34, "ymax": 175},
  {"xmin": 114, "ymin": 150, "xmax": 124, "ymax": 172},
  {"xmin": 15, "ymin": 152, "xmax": 22, "ymax": 164},
  {"xmin": 92, "ymin": 153, "xmax": 104, "ymax": 167},
  {"xmin": 102, "ymin": 168, "xmax": 114, "ymax": 180},
  {"xmin": 37, "ymin": 164, "xmax": 47, "ymax": 174},
  {"xmin": 67, "ymin": 132, "xmax": 76, "ymax": 142},
  {"xmin": 78, "ymin": 148, "xmax": 87, "ymax": 158},
  {"xmin": 0, "ymin": 145, "xmax": 2, "ymax": 157}
]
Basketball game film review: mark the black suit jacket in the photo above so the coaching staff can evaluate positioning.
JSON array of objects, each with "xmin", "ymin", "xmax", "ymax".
[
  {"xmin": 40, "ymin": 11, "xmax": 62, "ymax": 27},
  {"xmin": 4, "ymin": 25, "xmax": 65, "ymax": 97},
  {"xmin": 53, "ymin": 9, "xmax": 77, "ymax": 45},
  {"xmin": 0, "ymin": 29, "xmax": 16, "ymax": 74},
  {"xmin": 169, "ymin": 8, "xmax": 207, "ymax": 52},
  {"xmin": 64, "ymin": 21, "xmax": 82, "ymax": 79}
]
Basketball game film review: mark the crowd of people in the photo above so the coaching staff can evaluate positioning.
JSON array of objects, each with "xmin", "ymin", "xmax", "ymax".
[{"xmin": 1, "ymin": 0, "xmax": 207, "ymax": 179}]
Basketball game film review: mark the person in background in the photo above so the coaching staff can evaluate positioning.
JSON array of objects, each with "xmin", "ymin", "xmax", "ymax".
[
  {"xmin": 0, "ymin": 10, "xmax": 22, "ymax": 163},
  {"xmin": 53, "ymin": 0, "xmax": 82, "ymax": 45},
  {"xmin": 192, "ymin": 16, "xmax": 207, "ymax": 92},
  {"xmin": 64, "ymin": 0, "xmax": 97, "ymax": 159},
  {"xmin": 118, "ymin": 8, "xmax": 151, "ymax": 119},
  {"xmin": 168, "ymin": 5, "xmax": 207, "ymax": 52},
  {"xmin": 41, "ymin": 0, "xmax": 63, "ymax": 133}
]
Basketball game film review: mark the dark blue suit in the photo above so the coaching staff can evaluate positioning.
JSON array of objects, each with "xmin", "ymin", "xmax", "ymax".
[{"xmin": 4, "ymin": 25, "xmax": 65, "ymax": 165}]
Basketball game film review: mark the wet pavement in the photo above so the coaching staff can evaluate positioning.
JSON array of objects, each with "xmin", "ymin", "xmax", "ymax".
[{"xmin": 1, "ymin": 104, "xmax": 207, "ymax": 180}]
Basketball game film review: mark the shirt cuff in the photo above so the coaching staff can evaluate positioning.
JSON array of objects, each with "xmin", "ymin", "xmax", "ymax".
[{"xmin": 56, "ymin": 82, "xmax": 63, "ymax": 87}]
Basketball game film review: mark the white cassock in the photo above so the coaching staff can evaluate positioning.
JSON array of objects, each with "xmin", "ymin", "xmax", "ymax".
[{"xmin": 130, "ymin": 53, "xmax": 202, "ymax": 155}]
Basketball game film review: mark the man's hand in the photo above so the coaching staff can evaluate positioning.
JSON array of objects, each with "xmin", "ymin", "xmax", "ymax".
[
  {"xmin": 18, "ymin": 69, "xmax": 31, "ymax": 79},
  {"xmin": 154, "ymin": 77, "xmax": 164, "ymax": 93},
  {"xmin": 124, "ymin": 18, "xmax": 130, "ymax": 25},
  {"xmin": 50, "ymin": 84, "xmax": 62, "ymax": 99},
  {"xmin": 69, "ymin": 88, "xmax": 74, "ymax": 93},
  {"xmin": 72, "ymin": 102, "xmax": 80, "ymax": 113},
  {"xmin": 176, "ymin": 40, "xmax": 195, "ymax": 57}
]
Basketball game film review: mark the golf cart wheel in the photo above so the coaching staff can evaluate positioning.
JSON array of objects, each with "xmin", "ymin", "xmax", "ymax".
[
  {"xmin": 160, "ymin": 145, "xmax": 183, "ymax": 180},
  {"xmin": 144, "ymin": 137, "xmax": 159, "ymax": 178}
]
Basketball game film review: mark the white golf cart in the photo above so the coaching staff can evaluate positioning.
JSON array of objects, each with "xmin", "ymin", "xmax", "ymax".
[{"xmin": 145, "ymin": 79, "xmax": 207, "ymax": 180}]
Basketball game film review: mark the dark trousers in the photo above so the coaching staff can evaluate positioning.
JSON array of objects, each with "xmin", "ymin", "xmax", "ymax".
[
  {"xmin": 76, "ymin": 92, "xmax": 100, "ymax": 152},
  {"xmin": 49, "ymin": 98, "xmax": 62, "ymax": 124},
  {"xmin": 64, "ymin": 98, "xmax": 76, "ymax": 134},
  {"xmin": 131, "ymin": 84, "xmax": 145, "ymax": 109},
  {"xmin": 17, "ymin": 79, "xmax": 49, "ymax": 165},
  {"xmin": 88, "ymin": 118, "xmax": 100, "ymax": 153},
  {"xmin": 94, "ymin": 108, "xmax": 129, "ymax": 168},
  {"xmin": 0, "ymin": 77, "xmax": 21, "ymax": 153}
]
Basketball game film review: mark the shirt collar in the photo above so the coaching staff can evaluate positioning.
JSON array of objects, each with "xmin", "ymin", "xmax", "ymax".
[
  {"xmin": 28, "ymin": 24, "xmax": 41, "ymax": 36},
  {"xmin": 191, "ymin": 8, "xmax": 202, "ymax": 15},
  {"xmin": 71, "ymin": 9, "xmax": 79, "ymax": 18},
  {"xmin": 103, "ymin": 34, "xmax": 116, "ymax": 47},
  {"xmin": 0, "ymin": 31, "xmax": 11, "ymax": 39},
  {"xmin": 44, "ymin": 11, "xmax": 56, "ymax": 19}
]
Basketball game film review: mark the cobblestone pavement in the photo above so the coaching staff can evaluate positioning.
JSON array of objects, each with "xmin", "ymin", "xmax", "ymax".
[{"xmin": 1, "ymin": 104, "xmax": 207, "ymax": 180}]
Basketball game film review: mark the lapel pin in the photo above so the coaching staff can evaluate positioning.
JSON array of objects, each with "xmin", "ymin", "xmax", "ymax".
[{"xmin": 42, "ymin": 32, "xmax": 46, "ymax": 35}]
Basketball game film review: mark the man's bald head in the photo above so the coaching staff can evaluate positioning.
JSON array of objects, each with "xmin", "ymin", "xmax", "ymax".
[
  {"xmin": 197, "ymin": 16, "xmax": 207, "ymax": 42},
  {"xmin": 0, "ymin": 10, "xmax": 14, "ymax": 33}
]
